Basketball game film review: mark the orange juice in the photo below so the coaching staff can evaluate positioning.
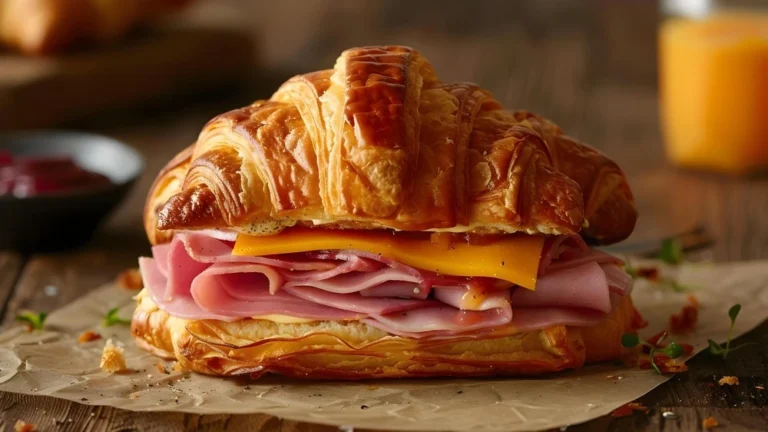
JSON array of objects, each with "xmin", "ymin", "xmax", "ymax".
[{"xmin": 660, "ymin": 13, "xmax": 768, "ymax": 174}]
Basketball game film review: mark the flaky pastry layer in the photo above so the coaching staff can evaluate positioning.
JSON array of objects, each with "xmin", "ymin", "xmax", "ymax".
[
  {"xmin": 144, "ymin": 46, "xmax": 637, "ymax": 244},
  {"xmin": 131, "ymin": 292, "xmax": 641, "ymax": 379}
]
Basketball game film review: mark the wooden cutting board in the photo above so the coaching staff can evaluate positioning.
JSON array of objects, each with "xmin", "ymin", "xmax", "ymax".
[{"xmin": 0, "ymin": 25, "xmax": 255, "ymax": 130}]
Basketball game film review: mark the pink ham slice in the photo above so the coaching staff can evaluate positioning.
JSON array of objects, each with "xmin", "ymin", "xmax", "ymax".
[
  {"xmin": 539, "ymin": 235, "xmax": 623, "ymax": 274},
  {"xmin": 140, "ymin": 256, "xmax": 230, "ymax": 321},
  {"xmin": 140, "ymin": 257, "xmax": 362, "ymax": 322},
  {"xmin": 283, "ymin": 285, "xmax": 440, "ymax": 315},
  {"xmin": 509, "ymin": 307, "xmax": 607, "ymax": 331},
  {"xmin": 364, "ymin": 305, "xmax": 513, "ymax": 336},
  {"xmin": 510, "ymin": 262, "xmax": 614, "ymax": 313},
  {"xmin": 139, "ymin": 232, "xmax": 632, "ymax": 338}
]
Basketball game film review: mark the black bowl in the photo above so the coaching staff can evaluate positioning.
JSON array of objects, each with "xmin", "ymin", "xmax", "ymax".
[{"xmin": 0, "ymin": 131, "xmax": 144, "ymax": 253}]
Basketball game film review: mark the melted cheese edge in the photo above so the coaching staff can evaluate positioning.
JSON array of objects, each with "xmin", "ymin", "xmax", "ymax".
[{"xmin": 233, "ymin": 228, "xmax": 544, "ymax": 289}]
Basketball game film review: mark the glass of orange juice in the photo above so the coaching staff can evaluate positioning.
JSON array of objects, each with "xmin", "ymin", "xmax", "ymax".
[{"xmin": 660, "ymin": 0, "xmax": 768, "ymax": 174}]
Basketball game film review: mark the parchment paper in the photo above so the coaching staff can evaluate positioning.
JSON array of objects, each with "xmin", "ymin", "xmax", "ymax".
[{"xmin": 0, "ymin": 260, "xmax": 767, "ymax": 432}]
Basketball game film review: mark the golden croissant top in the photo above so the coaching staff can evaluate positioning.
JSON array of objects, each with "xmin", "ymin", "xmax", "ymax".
[{"xmin": 145, "ymin": 46, "xmax": 637, "ymax": 245}]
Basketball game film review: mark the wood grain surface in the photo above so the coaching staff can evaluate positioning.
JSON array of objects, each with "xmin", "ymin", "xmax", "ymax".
[
  {"xmin": 1, "ymin": 0, "xmax": 767, "ymax": 431},
  {"xmin": 0, "ymin": 26, "xmax": 254, "ymax": 130}
]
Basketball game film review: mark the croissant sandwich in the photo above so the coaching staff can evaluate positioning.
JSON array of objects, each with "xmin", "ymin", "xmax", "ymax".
[{"xmin": 134, "ymin": 46, "xmax": 643, "ymax": 379}]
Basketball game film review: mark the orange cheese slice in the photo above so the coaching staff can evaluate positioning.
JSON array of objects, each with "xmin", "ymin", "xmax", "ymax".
[{"xmin": 233, "ymin": 228, "xmax": 544, "ymax": 289}]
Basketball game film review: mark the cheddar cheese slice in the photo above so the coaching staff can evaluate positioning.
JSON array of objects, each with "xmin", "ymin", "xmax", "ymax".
[{"xmin": 233, "ymin": 228, "xmax": 544, "ymax": 289}]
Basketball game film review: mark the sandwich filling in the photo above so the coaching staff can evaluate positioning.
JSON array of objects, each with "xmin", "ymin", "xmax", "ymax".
[{"xmin": 138, "ymin": 229, "xmax": 632, "ymax": 339}]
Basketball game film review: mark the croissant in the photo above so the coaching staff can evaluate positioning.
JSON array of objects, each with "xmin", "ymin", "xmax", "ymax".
[
  {"xmin": 146, "ymin": 46, "xmax": 636, "ymax": 244},
  {"xmin": 133, "ymin": 293, "xmax": 643, "ymax": 379},
  {"xmin": 134, "ymin": 46, "xmax": 643, "ymax": 380},
  {"xmin": 0, "ymin": 0, "xmax": 192, "ymax": 55}
]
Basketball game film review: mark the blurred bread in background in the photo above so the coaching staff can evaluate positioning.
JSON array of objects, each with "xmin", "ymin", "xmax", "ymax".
[{"xmin": 0, "ymin": 0, "xmax": 194, "ymax": 55}]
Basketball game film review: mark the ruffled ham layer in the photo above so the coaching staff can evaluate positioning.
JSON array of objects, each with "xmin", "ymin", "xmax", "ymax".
[{"xmin": 139, "ymin": 232, "xmax": 632, "ymax": 338}]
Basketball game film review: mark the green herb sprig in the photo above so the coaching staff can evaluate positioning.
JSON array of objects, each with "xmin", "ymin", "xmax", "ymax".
[
  {"xmin": 103, "ymin": 307, "xmax": 131, "ymax": 327},
  {"xmin": 708, "ymin": 304, "xmax": 753, "ymax": 358},
  {"xmin": 659, "ymin": 238, "xmax": 684, "ymax": 265},
  {"xmin": 16, "ymin": 311, "xmax": 47, "ymax": 331},
  {"xmin": 621, "ymin": 331, "xmax": 685, "ymax": 374}
]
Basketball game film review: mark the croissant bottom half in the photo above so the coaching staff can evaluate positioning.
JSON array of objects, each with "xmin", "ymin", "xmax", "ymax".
[{"xmin": 131, "ymin": 293, "xmax": 640, "ymax": 379}]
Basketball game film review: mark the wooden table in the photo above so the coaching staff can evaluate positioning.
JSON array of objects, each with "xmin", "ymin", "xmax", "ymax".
[{"xmin": 1, "ymin": 1, "xmax": 767, "ymax": 430}]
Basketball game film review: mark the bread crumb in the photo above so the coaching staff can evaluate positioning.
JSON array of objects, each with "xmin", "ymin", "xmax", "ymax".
[
  {"xmin": 78, "ymin": 330, "xmax": 102, "ymax": 343},
  {"xmin": 627, "ymin": 402, "xmax": 648, "ymax": 413},
  {"xmin": 670, "ymin": 296, "xmax": 699, "ymax": 333},
  {"xmin": 100, "ymin": 339, "xmax": 127, "ymax": 373},
  {"xmin": 14, "ymin": 420, "xmax": 36, "ymax": 432},
  {"xmin": 702, "ymin": 416, "xmax": 719, "ymax": 429},
  {"xmin": 718, "ymin": 376, "xmax": 739, "ymax": 386},
  {"xmin": 116, "ymin": 268, "xmax": 143, "ymax": 290},
  {"xmin": 610, "ymin": 402, "xmax": 648, "ymax": 417}
]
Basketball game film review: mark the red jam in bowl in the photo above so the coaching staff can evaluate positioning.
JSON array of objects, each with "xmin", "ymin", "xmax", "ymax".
[{"xmin": 0, "ymin": 151, "xmax": 113, "ymax": 197}]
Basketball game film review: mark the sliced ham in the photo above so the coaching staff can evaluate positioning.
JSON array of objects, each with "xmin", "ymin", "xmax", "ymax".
[
  {"xmin": 140, "ymin": 257, "xmax": 362, "ymax": 321},
  {"xmin": 510, "ymin": 262, "xmax": 613, "ymax": 313},
  {"xmin": 510, "ymin": 307, "xmax": 607, "ymax": 331},
  {"xmin": 360, "ymin": 281, "xmax": 431, "ymax": 299},
  {"xmin": 364, "ymin": 304, "xmax": 513, "ymax": 336},
  {"xmin": 283, "ymin": 286, "xmax": 438, "ymax": 315},
  {"xmin": 175, "ymin": 232, "xmax": 338, "ymax": 270},
  {"xmin": 139, "ymin": 257, "xmax": 230, "ymax": 321},
  {"xmin": 140, "ymin": 232, "xmax": 632, "ymax": 339},
  {"xmin": 602, "ymin": 263, "xmax": 633, "ymax": 296},
  {"xmin": 192, "ymin": 271, "xmax": 363, "ymax": 320}
]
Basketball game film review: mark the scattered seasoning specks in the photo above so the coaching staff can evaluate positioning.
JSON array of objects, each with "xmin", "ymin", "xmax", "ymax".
[
  {"xmin": 360, "ymin": 405, "xmax": 369, "ymax": 410},
  {"xmin": 457, "ymin": 390, "xmax": 463, "ymax": 394}
]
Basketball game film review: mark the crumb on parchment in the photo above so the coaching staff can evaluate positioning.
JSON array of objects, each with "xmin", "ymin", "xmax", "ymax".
[
  {"xmin": 669, "ymin": 296, "xmax": 699, "ymax": 333},
  {"xmin": 718, "ymin": 376, "xmax": 739, "ymax": 386},
  {"xmin": 78, "ymin": 330, "xmax": 102, "ymax": 343},
  {"xmin": 116, "ymin": 268, "xmax": 143, "ymax": 290},
  {"xmin": 702, "ymin": 416, "xmax": 719, "ymax": 429},
  {"xmin": 100, "ymin": 339, "xmax": 127, "ymax": 373},
  {"xmin": 14, "ymin": 420, "xmax": 36, "ymax": 432}
]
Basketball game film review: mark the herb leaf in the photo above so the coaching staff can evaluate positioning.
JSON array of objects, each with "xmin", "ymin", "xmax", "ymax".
[
  {"xmin": 648, "ymin": 347, "xmax": 662, "ymax": 375},
  {"xmin": 709, "ymin": 304, "xmax": 745, "ymax": 358},
  {"xmin": 659, "ymin": 238, "xmax": 684, "ymax": 265},
  {"xmin": 16, "ymin": 311, "xmax": 47, "ymax": 330},
  {"xmin": 728, "ymin": 304, "xmax": 741, "ymax": 323},
  {"xmin": 708, "ymin": 339, "xmax": 724, "ymax": 355},
  {"xmin": 621, "ymin": 333, "xmax": 640, "ymax": 348},
  {"xmin": 103, "ymin": 307, "xmax": 130, "ymax": 327},
  {"xmin": 661, "ymin": 342, "xmax": 686, "ymax": 359},
  {"xmin": 624, "ymin": 331, "xmax": 688, "ymax": 375}
]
